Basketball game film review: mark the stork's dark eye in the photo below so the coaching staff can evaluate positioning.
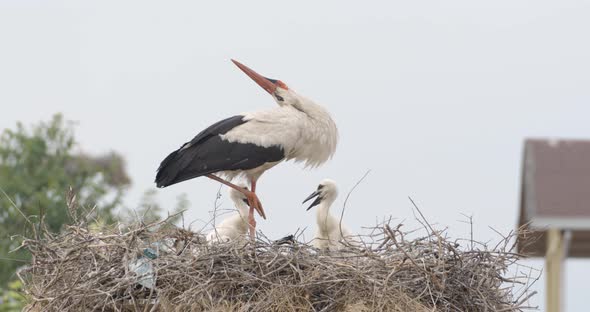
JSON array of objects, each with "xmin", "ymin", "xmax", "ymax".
[
  {"xmin": 317, "ymin": 185, "xmax": 324, "ymax": 190},
  {"xmin": 275, "ymin": 94, "xmax": 284, "ymax": 101}
]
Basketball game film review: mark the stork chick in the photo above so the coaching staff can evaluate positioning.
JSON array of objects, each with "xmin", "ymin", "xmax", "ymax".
[
  {"xmin": 207, "ymin": 185, "xmax": 250, "ymax": 243},
  {"xmin": 303, "ymin": 179, "xmax": 353, "ymax": 251}
]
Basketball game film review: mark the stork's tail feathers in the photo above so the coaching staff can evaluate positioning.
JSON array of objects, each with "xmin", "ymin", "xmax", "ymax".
[{"xmin": 155, "ymin": 150, "xmax": 181, "ymax": 188}]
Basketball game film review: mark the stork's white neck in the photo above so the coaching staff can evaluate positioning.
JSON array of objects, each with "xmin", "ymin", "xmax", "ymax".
[
  {"xmin": 289, "ymin": 94, "xmax": 338, "ymax": 168},
  {"xmin": 291, "ymin": 94, "xmax": 327, "ymax": 116}
]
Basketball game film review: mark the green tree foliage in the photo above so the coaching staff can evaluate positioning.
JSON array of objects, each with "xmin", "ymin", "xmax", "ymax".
[
  {"xmin": 0, "ymin": 114, "xmax": 131, "ymax": 288},
  {"xmin": 0, "ymin": 280, "xmax": 25, "ymax": 312}
]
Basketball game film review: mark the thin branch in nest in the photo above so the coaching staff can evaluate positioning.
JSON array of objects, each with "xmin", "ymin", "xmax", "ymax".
[{"xmin": 339, "ymin": 169, "xmax": 371, "ymax": 245}]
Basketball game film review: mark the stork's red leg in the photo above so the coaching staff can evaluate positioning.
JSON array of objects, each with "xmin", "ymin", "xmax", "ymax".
[
  {"xmin": 247, "ymin": 179, "xmax": 261, "ymax": 240},
  {"xmin": 206, "ymin": 174, "xmax": 266, "ymax": 240},
  {"xmin": 205, "ymin": 174, "xmax": 266, "ymax": 218},
  {"xmin": 246, "ymin": 201, "xmax": 257, "ymax": 241},
  {"xmin": 251, "ymin": 179, "xmax": 257, "ymax": 192},
  {"xmin": 250, "ymin": 179, "xmax": 264, "ymax": 211}
]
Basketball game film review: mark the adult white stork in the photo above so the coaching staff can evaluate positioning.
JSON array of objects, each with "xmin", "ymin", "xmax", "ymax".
[
  {"xmin": 303, "ymin": 179, "xmax": 354, "ymax": 251},
  {"xmin": 155, "ymin": 59, "xmax": 338, "ymax": 239},
  {"xmin": 206, "ymin": 184, "xmax": 250, "ymax": 244}
]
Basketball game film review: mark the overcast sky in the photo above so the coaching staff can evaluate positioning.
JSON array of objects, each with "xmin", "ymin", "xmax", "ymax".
[{"xmin": 2, "ymin": 0, "xmax": 590, "ymax": 310}]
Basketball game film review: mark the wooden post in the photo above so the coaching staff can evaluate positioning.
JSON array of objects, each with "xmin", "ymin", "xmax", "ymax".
[{"xmin": 546, "ymin": 228, "xmax": 564, "ymax": 312}]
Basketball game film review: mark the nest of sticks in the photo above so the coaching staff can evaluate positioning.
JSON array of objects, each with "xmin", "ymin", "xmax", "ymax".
[{"xmin": 17, "ymin": 194, "xmax": 538, "ymax": 312}]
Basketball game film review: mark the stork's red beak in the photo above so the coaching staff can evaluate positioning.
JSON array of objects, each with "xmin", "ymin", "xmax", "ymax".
[{"xmin": 232, "ymin": 59, "xmax": 285, "ymax": 94}]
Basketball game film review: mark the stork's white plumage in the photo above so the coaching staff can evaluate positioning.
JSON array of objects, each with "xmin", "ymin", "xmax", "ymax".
[
  {"xmin": 303, "ymin": 179, "xmax": 354, "ymax": 251},
  {"xmin": 206, "ymin": 185, "xmax": 250, "ymax": 244},
  {"xmin": 155, "ymin": 60, "xmax": 338, "ymax": 240}
]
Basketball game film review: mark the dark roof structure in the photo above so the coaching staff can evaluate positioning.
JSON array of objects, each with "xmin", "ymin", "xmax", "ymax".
[{"xmin": 517, "ymin": 139, "xmax": 590, "ymax": 257}]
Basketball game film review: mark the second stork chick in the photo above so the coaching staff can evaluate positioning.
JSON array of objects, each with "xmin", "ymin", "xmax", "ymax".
[{"xmin": 303, "ymin": 179, "xmax": 354, "ymax": 251}]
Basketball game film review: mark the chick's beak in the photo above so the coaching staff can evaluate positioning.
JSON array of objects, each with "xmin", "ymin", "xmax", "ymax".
[{"xmin": 303, "ymin": 191, "xmax": 322, "ymax": 211}]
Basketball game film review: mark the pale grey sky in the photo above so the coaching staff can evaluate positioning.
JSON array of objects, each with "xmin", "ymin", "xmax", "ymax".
[{"xmin": 2, "ymin": 0, "xmax": 590, "ymax": 310}]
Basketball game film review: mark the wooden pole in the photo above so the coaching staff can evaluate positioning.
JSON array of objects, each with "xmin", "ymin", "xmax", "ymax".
[{"xmin": 546, "ymin": 228, "xmax": 564, "ymax": 312}]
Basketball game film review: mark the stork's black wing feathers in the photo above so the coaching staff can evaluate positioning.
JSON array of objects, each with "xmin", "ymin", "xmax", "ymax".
[{"xmin": 155, "ymin": 115, "xmax": 284, "ymax": 188}]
